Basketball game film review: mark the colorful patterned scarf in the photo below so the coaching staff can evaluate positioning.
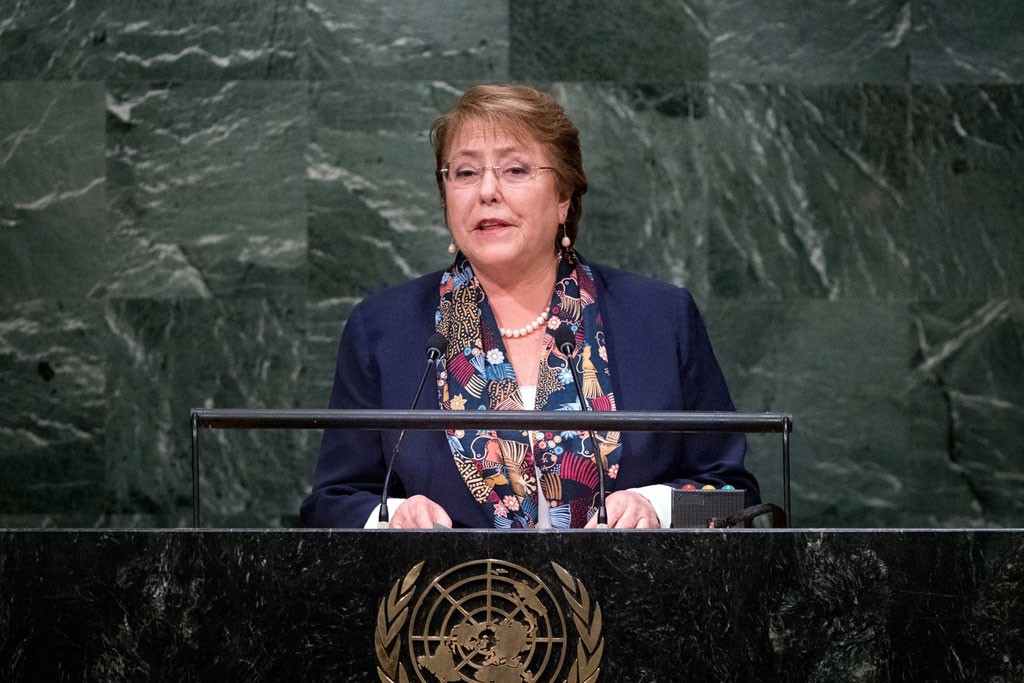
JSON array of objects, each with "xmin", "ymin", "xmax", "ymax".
[{"xmin": 435, "ymin": 255, "xmax": 622, "ymax": 528}]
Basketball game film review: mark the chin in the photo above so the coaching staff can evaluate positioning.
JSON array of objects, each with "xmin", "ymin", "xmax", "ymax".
[{"xmin": 464, "ymin": 245, "xmax": 521, "ymax": 269}]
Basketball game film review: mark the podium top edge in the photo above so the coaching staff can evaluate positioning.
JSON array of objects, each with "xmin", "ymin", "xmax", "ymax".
[{"xmin": 188, "ymin": 408, "xmax": 794, "ymax": 433}]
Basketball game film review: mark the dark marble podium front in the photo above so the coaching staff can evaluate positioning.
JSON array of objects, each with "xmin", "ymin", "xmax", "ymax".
[{"xmin": 1, "ymin": 530, "xmax": 1022, "ymax": 682}]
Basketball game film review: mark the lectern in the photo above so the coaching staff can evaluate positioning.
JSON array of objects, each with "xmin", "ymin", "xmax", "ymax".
[{"xmin": 2, "ymin": 529, "xmax": 1022, "ymax": 681}]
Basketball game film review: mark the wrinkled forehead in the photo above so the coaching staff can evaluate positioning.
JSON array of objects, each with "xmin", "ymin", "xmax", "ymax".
[{"xmin": 444, "ymin": 117, "xmax": 547, "ymax": 162}]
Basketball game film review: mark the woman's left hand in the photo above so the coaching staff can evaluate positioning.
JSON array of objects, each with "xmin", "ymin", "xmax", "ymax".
[{"xmin": 585, "ymin": 490, "xmax": 660, "ymax": 529}]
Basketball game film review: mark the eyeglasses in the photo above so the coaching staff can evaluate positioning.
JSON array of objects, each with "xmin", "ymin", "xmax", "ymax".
[{"xmin": 439, "ymin": 164, "xmax": 556, "ymax": 189}]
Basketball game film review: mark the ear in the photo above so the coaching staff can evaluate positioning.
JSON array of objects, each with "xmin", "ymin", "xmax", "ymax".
[{"xmin": 558, "ymin": 195, "xmax": 570, "ymax": 224}]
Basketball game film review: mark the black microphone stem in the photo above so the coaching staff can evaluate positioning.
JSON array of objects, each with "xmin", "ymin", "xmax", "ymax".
[{"xmin": 378, "ymin": 334, "xmax": 447, "ymax": 528}]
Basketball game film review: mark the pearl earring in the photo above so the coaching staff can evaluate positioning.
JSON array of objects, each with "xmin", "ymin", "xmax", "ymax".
[
  {"xmin": 560, "ymin": 224, "xmax": 571, "ymax": 248},
  {"xmin": 447, "ymin": 241, "xmax": 457, "ymax": 255}
]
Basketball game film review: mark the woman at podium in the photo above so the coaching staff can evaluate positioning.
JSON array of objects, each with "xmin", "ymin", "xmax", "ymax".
[{"xmin": 302, "ymin": 85, "xmax": 758, "ymax": 530}]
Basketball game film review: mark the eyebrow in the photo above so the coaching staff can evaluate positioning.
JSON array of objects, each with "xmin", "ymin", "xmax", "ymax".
[{"xmin": 448, "ymin": 144, "xmax": 532, "ymax": 159}]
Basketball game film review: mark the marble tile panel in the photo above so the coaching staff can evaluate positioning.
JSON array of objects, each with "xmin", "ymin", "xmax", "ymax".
[
  {"xmin": 305, "ymin": 0, "xmax": 508, "ymax": 81},
  {"xmin": 300, "ymin": 297, "xmax": 360, "ymax": 412},
  {"xmin": 553, "ymin": 83, "xmax": 709, "ymax": 292},
  {"xmin": 907, "ymin": 299, "xmax": 1024, "ymax": 527},
  {"xmin": 0, "ymin": 300, "xmax": 107, "ymax": 520},
  {"xmin": 704, "ymin": 299, "xmax": 913, "ymax": 527},
  {"xmin": 103, "ymin": 296, "xmax": 311, "ymax": 527},
  {"xmin": 102, "ymin": 80, "xmax": 308, "ymax": 299},
  {"xmin": 510, "ymin": 0, "xmax": 708, "ymax": 82},
  {"xmin": 0, "ymin": 0, "xmax": 108, "ymax": 79},
  {"xmin": 306, "ymin": 81, "xmax": 454, "ymax": 302},
  {"xmin": 0, "ymin": 81, "xmax": 109, "ymax": 302},
  {"xmin": 911, "ymin": 0, "xmax": 1024, "ymax": 83},
  {"xmin": 909, "ymin": 84, "xmax": 1024, "ymax": 299},
  {"xmin": 709, "ymin": 0, "xmax": 910, "ymax": 84},
  {"xmin": 105, "ymin": 0, "xmax": 307, "ymax": 80},
  {"xmin": 705, "ymin": 84, "xmax": 912, "ymax": 300},
  {"xmin": 3, "ymin": 0, "xmax": 1021, "ymax": 535}
]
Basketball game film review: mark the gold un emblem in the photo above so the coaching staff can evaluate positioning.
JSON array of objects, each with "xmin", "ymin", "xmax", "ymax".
[{"xmin": 375, "ymin": 559, "xmax": 603, "ymax": 683}]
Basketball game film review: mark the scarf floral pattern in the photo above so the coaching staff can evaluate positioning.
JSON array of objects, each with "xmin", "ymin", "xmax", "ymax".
[{"xmin": 435, "ymin": 255, "xmax": 621, "ymax": 528}]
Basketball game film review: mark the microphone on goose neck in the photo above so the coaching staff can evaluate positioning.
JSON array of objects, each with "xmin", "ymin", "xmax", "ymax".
[
  {"xmin": 378, "ymin": 332, "xmax": 448, "ymax": 528},
  {"xmin": 552, "ymin": 325, "xmax": 609, "ymax": 528}
]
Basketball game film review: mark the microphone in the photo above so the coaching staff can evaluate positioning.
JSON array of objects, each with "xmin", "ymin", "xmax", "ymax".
[
  {"xmin": 553, "ymin": 325, "xmax": 608, "ymax": 528},
  {"xmin": 378, "ymin": 332, "xmax": 448, "ymax": 528}
]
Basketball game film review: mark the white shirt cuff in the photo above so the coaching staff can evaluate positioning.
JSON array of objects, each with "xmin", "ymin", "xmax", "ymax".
[
  {"xmin": 364, "ymin": 497, "xmax": 407, "ymax": 528},
  {"xmin": 628, "ymin": 484, "xmax": 674, "ymax": 529}
]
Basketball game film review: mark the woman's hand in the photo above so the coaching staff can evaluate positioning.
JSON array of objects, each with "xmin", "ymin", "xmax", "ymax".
[
  {"xmin": 390, "ymin": 495, "xmax": 453, "ymax": 529},
  {"xmin": 585, "ymin": 490, "xmax": 660, "ymax": 529}
]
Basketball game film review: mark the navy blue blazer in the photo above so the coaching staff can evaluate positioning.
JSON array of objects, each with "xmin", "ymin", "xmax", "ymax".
[{"xmin": 301, "ymin": 262, "xmax": 760, "ymax": 528}]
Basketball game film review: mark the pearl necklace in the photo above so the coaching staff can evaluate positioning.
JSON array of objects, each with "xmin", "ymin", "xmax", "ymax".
[{"xmin": 499, "ymin": 308, "xmax": 550, "ymax": 339}]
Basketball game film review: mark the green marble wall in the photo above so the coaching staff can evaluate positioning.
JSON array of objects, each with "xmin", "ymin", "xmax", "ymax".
[{"xmin": 2, "ymin": 1, "xmax": 1022, "ymax": 528}]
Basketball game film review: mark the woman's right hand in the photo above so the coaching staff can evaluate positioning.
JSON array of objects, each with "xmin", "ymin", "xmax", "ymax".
[{"xmin": 390, "ymin": 495, "xmax": 453, "ymax": 529}]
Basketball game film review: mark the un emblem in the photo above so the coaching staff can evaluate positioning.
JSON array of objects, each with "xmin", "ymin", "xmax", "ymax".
[{"xmin": 375, "ymin": 559, "xmax": 603, "ymax": 683}]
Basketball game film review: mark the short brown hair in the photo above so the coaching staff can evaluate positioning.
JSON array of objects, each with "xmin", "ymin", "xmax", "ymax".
[{"xmin": 430, "ymin": 84, "xmax": 588, "ymax": 258}]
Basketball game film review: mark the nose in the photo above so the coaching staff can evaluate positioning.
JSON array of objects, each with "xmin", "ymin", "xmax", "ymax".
[{"xmin": 477, "ymin": 166, "xmax": 502, "ymax": 202}]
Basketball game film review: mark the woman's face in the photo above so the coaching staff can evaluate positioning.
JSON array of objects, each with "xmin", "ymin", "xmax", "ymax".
[{"xmin": 444, "ymin": 119, "xmax": 569, "ymax": 280}]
